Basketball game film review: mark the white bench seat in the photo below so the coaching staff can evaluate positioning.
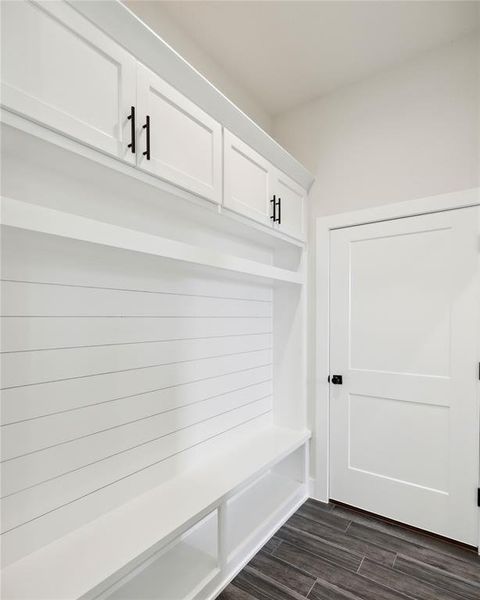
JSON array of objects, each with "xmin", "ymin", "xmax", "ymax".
[{"xmin": 2, "ymin": 425, "xmax": 310, "ymax": 600}]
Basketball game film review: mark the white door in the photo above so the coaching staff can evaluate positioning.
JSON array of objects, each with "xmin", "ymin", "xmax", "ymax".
[
  {"xmin": 1, "ymin": 0, "xmax": 137, "ymax": 164},
  {"xmin": 223, "ymin": 129, "xmax": 274, "ymax": 225},
  {"xmin": 272, "ymin": 169, "xmax": 306, "ymax": 241},
  {"xmin": 136, "ymin": 64, "xmax": 222, "ymax": 203},
  {"xmin": 329, "ymin": 207, "xmax": 479, "ymax": 545}
]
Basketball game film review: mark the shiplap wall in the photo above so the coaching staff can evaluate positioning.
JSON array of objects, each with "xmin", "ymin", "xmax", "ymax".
[{"xmin": 0, "ymin": 227, "xmax": 273, "ymax": 565}]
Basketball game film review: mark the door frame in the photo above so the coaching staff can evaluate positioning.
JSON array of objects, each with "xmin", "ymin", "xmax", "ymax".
[{"xmin": 314, "ymin": 187, "xmax": 480, "ymax": 544}]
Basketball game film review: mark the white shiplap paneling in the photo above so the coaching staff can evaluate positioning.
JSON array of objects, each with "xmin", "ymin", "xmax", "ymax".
[{"xmin": 0, "ymin": 227, "xmax": 273, "ymax": 563}]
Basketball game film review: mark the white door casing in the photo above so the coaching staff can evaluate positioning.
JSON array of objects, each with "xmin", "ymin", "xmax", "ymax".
[
  {"xmin": 136, "ymin": 64, "xmax": 222, "ymax": 203},
  {"xmin": 329, "ymin": 207, "xmax": 479, "ymax": 545},
  {"xmin": 1, "ymin": 0, "xmax": 137, "ymax": 164}
]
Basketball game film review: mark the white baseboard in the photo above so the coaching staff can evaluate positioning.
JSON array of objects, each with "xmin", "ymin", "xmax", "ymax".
[{"xmin": 308, "ymin": 477, "xmax": 330, "ymax": 504}]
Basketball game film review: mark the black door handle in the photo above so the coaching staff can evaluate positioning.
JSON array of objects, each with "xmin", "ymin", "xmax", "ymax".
[
  {"xmin": 276, "ymin": 196, "xmax": 281, "ymax": 224},
  {"xmin": 330, "ymin": 375, "xmax": 343, "ymax": 385},
  {"xmin": 143, "ymin": 115, "xmax": 151, "ymax": 160},
  {"xmin": 127, "ymin": 106, "xmax": 135, "ymax": 154},
  {"xmin": 270, "ymin": 195, "xmax": 276, "ymax": 221}
]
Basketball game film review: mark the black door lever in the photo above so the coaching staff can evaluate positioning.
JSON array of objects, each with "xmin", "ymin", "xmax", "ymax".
[{"xmin": 330, "ymin": 375, "xmax": 343, "ymax": 385}]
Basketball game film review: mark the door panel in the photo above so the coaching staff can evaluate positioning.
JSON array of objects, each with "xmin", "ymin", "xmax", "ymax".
[
  {"xmin": 329, "ymin": 207, "xmax": 479, "ymax": 545},
  {"xmin": 1, "ymin": 0, "xmax": 136, "ymax": 163},
  {"xmin": 223, "ymin": 129, "xmax": 273, "ymax": 225},
  {"xmin": 348, "ymin": 393, "xmax": 449, "ymax": 492},
  {"xmin": 136, "ymin": 64, "xmax": 222, "ymax": 203},
  {"xmin": 349, "ymin": 226, "xmax": 451, "ymax": 376},
  {"xmin": 273, "ymin": 170, "xmax": 305, "ymax": 241}
]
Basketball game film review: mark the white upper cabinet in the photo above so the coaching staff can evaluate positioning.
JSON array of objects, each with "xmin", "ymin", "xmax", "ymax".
[
  {"xmin": 224, "ymin": 130, "xmax": 306, "ymax": 240},
  {"xmin": 223, "ymin": 129, "xmax": 274, "ymax": 226},
  {"xmin": 272, "ymin": 169, "xmax": 306, "ymax": 241},
  {"xmin": 136, "ymin": 64, "xmax": 222, "ymax": 203},
  {"xmin": 1, "ymin": 1, "xmax": 308, "ymax": 236},
  {"xmin": 1, "ymin": 0, "xmax": 137, "ymax": 164}
]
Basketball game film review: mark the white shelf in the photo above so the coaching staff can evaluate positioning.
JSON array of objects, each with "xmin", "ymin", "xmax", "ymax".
[
  {"xmin": 105, "ymin": 510, "xmax": 218, "ymax": 600},
  {"xmin": 106, "ymin": 542, "xmax": 218, "ymax": 600},
  {"xmin": 0, "ymin": 197, "xmax": 304, "ymax": 285},
  {"xmin": 226, "ymin": 472, "xmax": 305, "ymax": 562},
  {"xmin": 1, "ymin": 425, "xmax": 310, "ymax": 600}
]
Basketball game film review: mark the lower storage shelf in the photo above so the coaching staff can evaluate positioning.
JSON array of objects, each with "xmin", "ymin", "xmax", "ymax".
[
  {"xmin": 107, "ymin": 544, "xmax": 218, "ymax": 600},
  {"xmin": 226, "ymin": 472, "xmax": 305, "ymax": 563},
  {"xmin": 225, "ymin": 445, "xmax": 307, "ymax": 563},
  {"xmin": 105, "ymin": 513, "xmax": 218, "ymax": 600}
]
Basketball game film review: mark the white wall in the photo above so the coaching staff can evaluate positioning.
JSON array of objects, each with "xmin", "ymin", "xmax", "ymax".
[
  {"xmin": 124, "ymin": 0, "xmax": 272, "ymax": 132},
  {"xmin": 273, "ymin": 32, "xmax": 480, "ymax": 217},
  {"xmin": 272, "ymin": 32, "xmax": 480, "ymax": 483}
]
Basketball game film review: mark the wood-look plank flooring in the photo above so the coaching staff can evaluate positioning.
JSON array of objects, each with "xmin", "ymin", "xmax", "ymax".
[{"xmin": 218, "ymin": 500, "xmax": 480, "ymax": 600}]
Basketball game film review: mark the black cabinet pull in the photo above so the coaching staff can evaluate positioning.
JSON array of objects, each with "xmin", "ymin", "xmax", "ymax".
[
  {"xmin": 127, "ymin": 106, "xmax": 135, "ymax": 154},
  {"xmin": 331, "ymin": 375, "xmax": 343, "ymax": 385},
  {"xmin": 270, "ymin": 194, "xmax": 276, "ymax": 221},
  {"xmin": 276, "ymin": 196, "xmax": 281, "ymax": 224},
  {"xmin": 143, "ymin": 115, "xmax": 151, "ymax": 160}
]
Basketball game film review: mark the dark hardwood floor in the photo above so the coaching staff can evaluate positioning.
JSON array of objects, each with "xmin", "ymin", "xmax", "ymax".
[{"xmin": 218, "ymin": 499, "xmax": 480, "ymax": 600}]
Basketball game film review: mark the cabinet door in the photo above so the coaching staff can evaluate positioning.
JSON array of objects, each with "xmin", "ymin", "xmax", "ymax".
[
  {"xmin": 223, "ymin": 129, "xmax": 274, "ymax": 225},
  {"xmin": 1, "ymin": 0, "xmax": 137, "ymax": 164},
  {"xmin": 273, "ymin": 169, "xmax": 306, "ymax": 241},
  {"xmin": 136, "ymin": 64, "xmax": 222, "ymax": 203}
]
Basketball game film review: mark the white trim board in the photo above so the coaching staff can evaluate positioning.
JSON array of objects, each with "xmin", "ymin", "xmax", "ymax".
[
  {"xmin": 66, "ymin": 0, "xmax": 314, "ymax": 192},
  {"xmin": 314, "ymin": 187, "xmax": 480, "ymax": 515},
  {"xmin": 318, "ymin": 187, "xmax": 480, "ymax": 232}
]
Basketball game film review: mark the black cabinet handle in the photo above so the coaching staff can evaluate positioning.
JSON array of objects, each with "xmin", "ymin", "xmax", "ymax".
[
  {"xmin": 127, "ymin": 106, "xmax": 135, "ymax": 154},
  {"xmin": 276, "ymin": 196, "xmax": 281, "ymax": 224},
  {"xmin": 143, "ymin": 115, "xmax": 151, "ymax": 160},
  {"xmin": 270, "ymin": 194, "xmax": 276, "ymax": 221},
  {"xmin": 330, "ymin": 375, "xmax": 343, "ymax": 385}
]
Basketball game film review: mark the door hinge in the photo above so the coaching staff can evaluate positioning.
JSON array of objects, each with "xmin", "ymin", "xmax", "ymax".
[{"xmin": 478, "ymin": 488, "xmax": 480, "ymax": 508}]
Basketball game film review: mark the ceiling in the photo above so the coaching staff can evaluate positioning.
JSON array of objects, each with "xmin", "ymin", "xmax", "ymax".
[{"xmin": 152, "ymin": 1, "xmax": 479, "ymax": 116}]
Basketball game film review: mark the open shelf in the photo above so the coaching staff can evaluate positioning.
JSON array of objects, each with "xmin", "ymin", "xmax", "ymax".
[
  {"xmin": 105, "ymin": 512, "xmax": 219, "ymax": 600},
  {"xmin": 1, "ymin": 426, "xmax": 310, "ymax": 600},
  {"xmin": 0, "ymin": 197, "xmax": 304, "ymax": 285},
  {"xmin": 226, "ymin": 471, "xmax": 305, "ymax": 562},
  {"xmin": 108, "ymin": 543, "xmax": 217, "ymax": 600},
  {"xmin": 225, "ymin": 443, "xmax": 307, "ymax": 563}
]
